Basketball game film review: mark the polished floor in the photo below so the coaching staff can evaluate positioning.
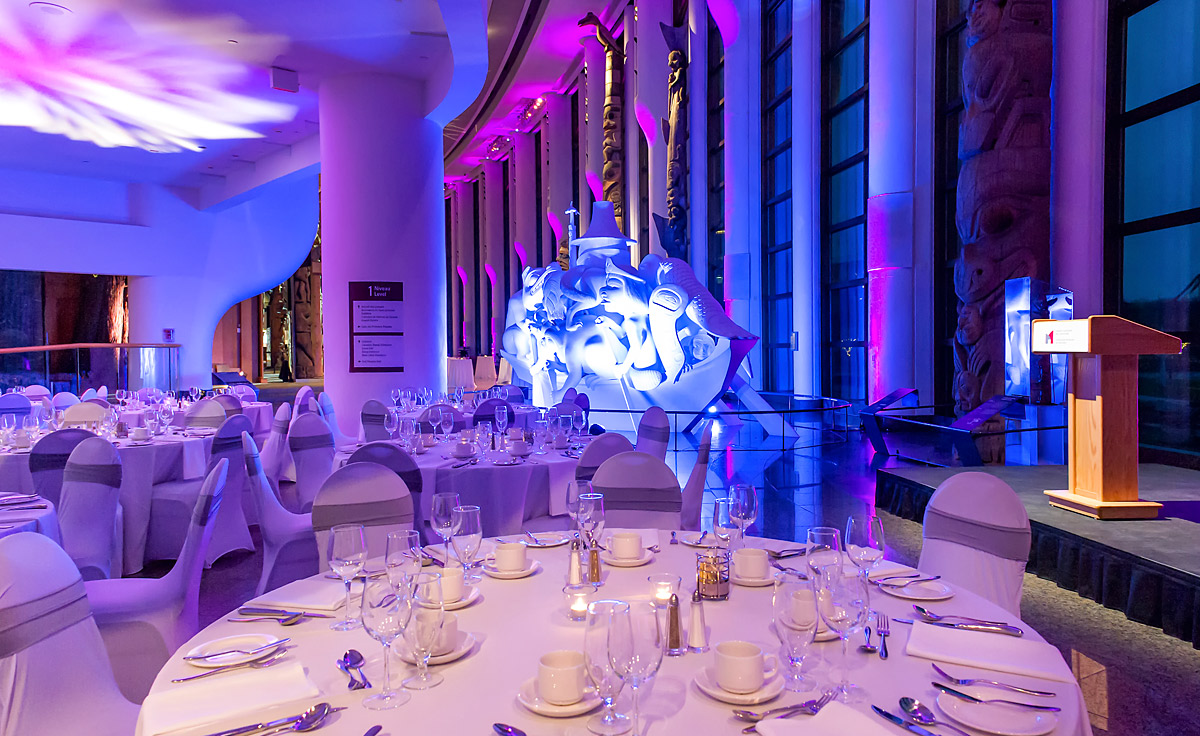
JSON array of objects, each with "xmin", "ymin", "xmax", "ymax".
[{"xmin": 179, "ymin": 426, "xmax": 1200, "ymax": 736}]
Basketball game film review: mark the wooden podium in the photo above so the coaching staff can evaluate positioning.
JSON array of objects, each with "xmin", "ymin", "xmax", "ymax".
[{"xmin": 1031, "ymin": 315, "xmax": 1182, "ymax": 520}]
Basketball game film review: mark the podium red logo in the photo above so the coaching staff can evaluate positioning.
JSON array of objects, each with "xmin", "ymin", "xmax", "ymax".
[{"xmin": 1046, "ymin": 331, "xmax": 1054, "ymax": 345}]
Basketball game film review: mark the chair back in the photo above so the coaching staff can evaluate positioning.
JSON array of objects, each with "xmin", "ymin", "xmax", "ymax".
[
  {"xmin": 84, "ymin": 398, "xmax": 111, "ymax": 409},
  {"xmin": 97, "ymin": 386, "xmax": 108, "ymax": 400},
  {"xmin": 417, "ymin": 403, "xmax": 466, "ymax": 433},
  {"xmin": 317, "ymin": 391, "xmax": 356, "ymax": 446},
  {"xmin": 360, "ymin": 399, "xmax": 390, "ymax": 441},
  {"xmin": 230, "ymin": 384, "xmax": 258, "ymax": 402},
  {"xmin": 0, "ymin": 393, "xmax": 33, "ymax": 416},
  {"xmin": 23, "ymin": 385, "xmax": 50, "ymax": 401},
  {"xmin": 552, "ymin": 401, "xmax": 583, "ymax": 419},
  {"xmin": 918, "ymin": 471, "xmax": 1031, "ymax": 615},
  {"xmin": 61, "ymin": 401, "xmax": 106, "ymax": 427},
  {"xmin": 472, "ymin": 398, "xmax": 515, "ymax": 427},
  {"xmin": 293, "ymin": 385, "xmax": 317, "ymax": 417},
  {"xmin": 347, "ymin": 442, "xmax": 424, "ymax": 497},
  {"xmin": 496, "ymin": 384, "xmax": 522, "ymax": 402},
  {"xmin": 242, "ymin": 433, "xmax": 316, "ymax": 594},
  {"xmin": 184, "ymin": 399, "xmax": 225, "ymax": 429},
  {"xmin": 311, "ymin": 463, "xmax": 414, "ymax": 571},
  {"xmin": 260, "ymin": 403, "xmax": 292, "ymax": 485},
  {"xmin": 58, "ymin": 438, "xmax": 123, "ymax": 581},
  {"xmin": 51, "ymin": 392, "xmax": 80, "ymax": 410},
  {"xmin": 30, "ymin": 428, "xmax": 95, "ymax": 505},
  {"xmin": 681, "ymin": 421, "xmax": 714, "ymax": 531},
  {"xmin": 158, "ymin": 460, "xmax": 229, "ymax": 637},
  {"xmin": 562, "ymin": 388, "xmax": 578, "ymax": 403},
  {"xmin": 80, "ymin": 388, "xmax": 98, "ymax": 401},
  {"xmin": 473, "ymin": 356, "xmax": 498, "ymax": 390},
  {"xmin": 286, "ymin": 413, "xmax": 335, "ymax": 513},
  {"xmin": 592, "ymin": 451, "xmax": 682, "ymax": 530},
  {"xmin": 0, "ymin": 532, "xmax": 134, "ymax": 735},
  {"xmin": 497, "ymin": 357, "xmax": 514, "ymax": 385},
  {"xmin": 635, "ymin": 406, "xmax": 670, "ymax": 459},
  {"xmin": 575, "ymin": 433, "xmax": 635, "ymax": 482},
  {"xmin": 209, "ymin": 414, "xmax": 254, "ymax": 494},
  {"xmin": 213, "ymin": 393, "xmax": 243, "ymax": 416}
]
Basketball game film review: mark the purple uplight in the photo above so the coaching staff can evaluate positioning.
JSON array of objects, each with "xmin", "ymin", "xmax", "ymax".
[
  {"xmin": 585, "ymin": 171, "xmax": 603, "ymax": 202},
  {"xmin": 634, "ymin": 102, "xmax": 658, "ymax": 147},
  {"xmin": 707, "ymin": 0, "xmax": 740, "ymax": 48},
  {"xmin": 547, "ymin": 210, "xmax": 562, "ymax": 243}
]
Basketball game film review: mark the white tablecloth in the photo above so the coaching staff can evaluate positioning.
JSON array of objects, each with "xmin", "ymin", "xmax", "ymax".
[
  {"xmin": 121, "ymin": 402, "xmax": 273, "ymax": 436},
  {"xmin": 0, "ymin": 433, "xmax": 211, "ymax": 574},
  {"xmin": 446, "ymin": 358, "xmax": 475, "ymax": 389},
  {"xmin": 136, "ymin": 538, "xmax": 1088, "ymax": 736},
  {"xmin": 397, "ymin": 404, "xmax": 540, "ymax": 430},
  {"xmin": 0, "ymin": 496, "xmax": 59, "ymax": 543}
]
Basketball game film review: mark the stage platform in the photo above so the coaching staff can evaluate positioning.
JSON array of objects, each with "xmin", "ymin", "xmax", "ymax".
[{"xmin": 876, "ymin": 463, "xmax": 1200, "ymax": 649}]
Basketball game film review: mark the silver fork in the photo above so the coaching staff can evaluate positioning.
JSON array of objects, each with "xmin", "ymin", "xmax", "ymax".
[
  {"xmin": 932, "ymin": 663, "xmax": 1056, "ymax": 697},
  {"xmin": 171, "ymin": 651, "xmax": 287, "ymax": 682},
  {"xmin": 877, "ymin": 615, "xmax": 890, "ymax": 660},
  {"xmin": 183, "ymin": 638, "xmax": 290, "ymax": 660},
  {"xmin": 741, "ymin": 690, "xmax": 836, "ymax": 733}
]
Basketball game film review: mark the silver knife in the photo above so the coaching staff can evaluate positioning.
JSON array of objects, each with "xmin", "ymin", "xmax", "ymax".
[
  {"xmin": 871, "ymin": 705, "xmax": 939, "ymax": 736},
  {"xmin": 237, "ymin": 607, "xmax": 334, "ymax": 619},
  {"xmin": 891, "ymin": 618, "xmax": 1023, "ymax": 637},
  {"xmin": 933, "ymin": 682, "xmax": 1062, "ymax": 711}
]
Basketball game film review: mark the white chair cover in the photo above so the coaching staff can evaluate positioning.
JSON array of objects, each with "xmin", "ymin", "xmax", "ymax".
[
  {"xmin": 29, "ymin": 428, "xmax": 94, "ymax": 506},
  {"xmin": 473, "ymin": 356, "xmax": 498, "ymax": 390},
  {"xmin": 286, "ymin": 413, "xmax": 335, "ymax": 513},
  {"xmin": 496, "ymin": 384, "xmax": 523, "ymax": 402},
  {"xmin": 214, "ymin": 393, "xmax": 243, "ymax": 417},
  {"xmin": 591, "ymin": 451, "xmax": 682, "ymax": 530},
  {"xmin": 635, "ymin": 406, "xmax": 670, "ymax": 459},
  {"xmin": 85, "ymin": 460, "xmax": 229, "ymax": 702},
  {"xmin": 360, "ymin": 399, "xmax": 390, "ymax": 442},
  {"xmin": 293, "ymin": 385, "xmax": 317, "ymax": 417},
  {"xmin": 146, "ymin": 416, "xmax": 255, "ymax": 566},
  {"xmin": 562, "ymin": 388, "xmax": 578, "ymax": 403},
  {"xmin": 184, "ymin": 398, "xmax": 226, "ymax": 429},
  {"xmin": 553, "ymin": 401, "xmax": 583, "ymax": 419},
  {"xmin": 242, "ymin": 433, "xmax": 317, "ymax": 595},
  {"xmin": 918, "ymin": 472, "xmax": 1031, "ymax": 616},
  {"xmin": 347, "ymin": 442, "xmax": 424, "ymax": 530},
  {"xmin": 317, "ymin": 392, "xmax": 357, "ymax": 448},
  {"xmin": 0, "ymin": 532, "xmax": 137, "ymax": 735},
  {"xmin": 681, "ymin": 421, "xmax": 714, "ymax": 531},
  {"xmin": 262, "ymin": 403, "xmax": 294, "ymax": 487},
  {"xmin": 417, "ymin": 403, "xmax": 467, "ymax": 433},
  {"xmin": 22, "ymin": 385, "xmax": 50, "ymax": 402},
  {"xmin": 84, "ymin": 397, "xmax": 112, "ymax": 409},
  {"xmin": 51, "ymin": 392, "xmax": 80, "ymax": 410},
  {"xmin": 61, "ymin": 401, "xmax": 106, "ymax": 427},
  {"xmin": 575, "ymin": 433, "xmax": 634, "ymax": 483},
  {"xmin": 231, "ymin": 384, "xmax": 258, "ymax": 402},
  {"xmin": 97, "ymin": 386, "xmax": 108, "ymax": 400},
  {"xmin": 80, "ymin": 388, "xmax": 98, "ymax": 401},
  {"xmin": 0, "ymin": 393, "xmax": 32, "ymax": 417},
  {"xmin": 497, "ymin": 357, "xmax": 514, "ymax": 385},
  {"xmin": 312, "ymin": 463, "xmax": 414, "ymax": 571},
  {"xmin": 58, "ymin": 438, "xmax": 124, "ymax": 581},
  {"xmin": 135, "ymin": 388, "xmax": 156, "ymax": 402},
  {"xmin": 472, "ymin": 398, "xmax": 515, "ymax": 427}
]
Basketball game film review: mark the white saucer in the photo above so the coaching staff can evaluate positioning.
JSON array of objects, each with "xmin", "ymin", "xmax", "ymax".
[
  {"xmin": 509, "ymin": 448, "xmax": 533, "ymax": 458},
  {"xmin": 677, "ymin": 532, "xmax": 716, "ymax": 548},
  {"xmin": 878, "ymin": 579, "xmax": 955, "ymax": 601},
  {"xmin": 693, "ymin": 666, "xmax": 784, "ymax": 705},
  {"xmin": 398, "ymin": 631, "xmax": 477, "ymax": 665},
  {"xmin": 521, "ymin": 531, "xmax": 570, "ymax": 548},
  {"xmin": 483, "ymin": 559, "xmax": 542, "ymax": 580},
  {"xmin": 185, "ymin": 633, "xmax": 284, "ymax": 668},
  {"xmin": 450, "ymin": 451, "xmax": 476, "ymax": 460},
  {"xmin": 937, "ymin": 690, "xmax": 1057, "ymax": 736},
  {"xmin": 600, "ymin": 549, "xmax": 654, "ymax": 568},
  {"xmin": 516, "ymin": 677, "xmax": 602, "ymax": 717},
  {"xmin": 731, "ymin": 573, "xmax": 774, "ymax": 587},
  {"xmin": 423, "ymin": 585, "xmax": 481, "ymax": 611},
  {"xmin": 491, "ymin": 457, "xmax": 524, "ymax": 466}
]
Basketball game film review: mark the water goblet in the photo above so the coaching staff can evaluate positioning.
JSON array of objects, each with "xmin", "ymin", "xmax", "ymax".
[
  {"xmin": 361, "ymin": 579, "xmax": 413, "ymax": 709},
  {"xmin": 806, "ymin": 526, "xmax": 844, "ymax": 578},
  {"xmin": 608, "ymin": 600, "xmax": 664, "ymax": 736},
  {"xmin": 728, "ymin": 483, "xmax": 759, "ymax": 548},
  {"xmin": 431, "ymin": 492, "xmax": 461, "ymax": 563},
  {"xmin": 844, "ymin": 513, "xmax": 885, "ymax": 575},
  {"xmin": 577, "ymin": 492, "xmax": 606, "ymax": 549},
  {"xmin": 328, "ymin": 524, "xmax": 367, "ymax": 631},
  {"xmin": 384, "ymin": 408, "xmax": 400, "ymax": 440},
  {"xmin": 816, "ymin": 569, "xmax": 869, "ymax": 703},
  {"xmin": 572, "ymin": 410, "xmax": 586, "ymax": 439},
  {"xmin": 533, "ymin": 419, "xmax": 549, "ymax": 454},
  {"xmin": 773, "ymin": 569, "xmax": 819, "ymax": 692},
  {"xmin": 403, "ymin": 572, "xmax": 445, "ymax": 690},
  {"xmin": 566, "ymin": 480, "xmax": 592, "ymax": 537},
  {"xmin": 439, "ymin": 407, "xmax": 454, "ymax": 441},
  {"xmin": 712, "ymin": 498, "xmax": 737, "ymax": 548},
  {"xmin": 385, "ymin": 530, "xmax": 422, "ymax": 590},
  {"xmin": 495, "ymin": 406, "xmax": 509, "ymax": 436},
  {"xmin": 584, "ymin": 600, "xmax": 632, "ymax": 735},
  {"xmin": 390, "ymin": 388, "xmax": 402, "ymax": 408},
  {"xmin": 451, "ymin": 505, "xmax": 484, "ymax": 583}
]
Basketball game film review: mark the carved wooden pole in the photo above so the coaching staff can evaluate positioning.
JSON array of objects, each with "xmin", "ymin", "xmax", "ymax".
[
  {"xmin": 654, "ymin": 22, "xmax": 689, "ymax": 260},
  {"xmin": 579, "ymin": 13, "xmax": 626, "ymax": 234}
]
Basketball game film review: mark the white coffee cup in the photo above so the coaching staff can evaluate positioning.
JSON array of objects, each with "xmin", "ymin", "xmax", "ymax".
[
  {"xmin": 538, "ymin": 650, "xmax": 586, "ymax": 705},
  {"xmin": 493, "ymin": 541, "xmax": 528, "ymax": 572},
  {"xmin": 130, "ymin": 426, "xmax": 149, "ymax": 441},
  {"xmin": 13, "ymin": 431, "xmax": 29, "ymax": 449},
  {"xmin": 507, "ymin": 427, "xmax": 523, "ymax": 440},
  {"xmin": 732, "ymin": 548, "xmax": 769, "ymax": 580},
  {"xmin": 435, "ymin": 565, "xmax": 464, "ymax": 603},
  {"xmin": 422, "ymin": 433, "xmax": 437, "ymax": 447},
  {"xmin": 433, "ymin": 612, "xmax": 458, "ymax": 655},
  {"xmin": 714, "ymin": 641, "xmax": 776, "ymax": 694},
  {"xmin": 508, "ymin": 439, "xmax": 529, "ymax": 456},
  {"xmin": 553, "ymin": 434, "xmax": 570, "ymax": 449},
  {"xmin": 452, "ymin": 441, "xmax": 474, "ymax": 458},
  {"xmin": 610, "ymin": 532, "xmax": 642, "ymax": 560}
]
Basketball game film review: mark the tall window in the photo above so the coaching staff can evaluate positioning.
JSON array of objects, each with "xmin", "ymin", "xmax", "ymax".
[
  {"xmin": 707, "ymin": 14, "xmax": 726, "ymax": 298},
  {"xmin": 1107, "ymin": 0, "xmax": 1200, "ymax": 460},
  {"xmin": 821, "ymin": 0, "xmax": 868, "ymax": 405},
  {"xmin": 762, "ymin": 0, "xmax": 793, "ymax": 392},
  {"xmin": 934, "ymin": 0, "xmax": 969, "ymax": 410}
]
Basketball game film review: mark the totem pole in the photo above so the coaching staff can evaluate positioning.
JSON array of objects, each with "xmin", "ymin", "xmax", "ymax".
[
  {"xmin": 578, "ymin": 12, "xmax": 626, "ymax": 233},
  {"xmin": 654, "ymin": 21, "xmax": 689, "ymax": 260}
]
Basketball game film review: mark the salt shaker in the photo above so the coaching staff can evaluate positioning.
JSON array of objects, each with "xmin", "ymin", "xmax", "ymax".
[
  {"xmin": 688, "ymin": 588, "xmax": 709, "ymax": 652},
  {"xmin": 567, "ymin": 539, "xmax": 583, "ymax": 585}
]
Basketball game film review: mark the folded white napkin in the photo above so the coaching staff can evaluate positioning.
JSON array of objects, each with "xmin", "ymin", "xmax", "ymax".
[
  {"xmin": 141, "ymin": 662, "xmax": 319, "ymax": 736},
  {"xmin": 252, "ymin": 577, "xmax": 351, "ymax": 612},
  {"xmin": 867, "ymin": 559, "xmax": 914, "ymax": 580},
  {"xmin": 756, "ymin": 701, "xmax": 892, "ymax": 736},
  {"xmin": 905, "ymin": 621, "xmax": 1075, "ymax": 683}
]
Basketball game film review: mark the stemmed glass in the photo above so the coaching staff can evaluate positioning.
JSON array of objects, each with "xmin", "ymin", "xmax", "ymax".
[
  {"xmin": 806, "ymin": 527, "xmax": 844, "ymax": 578},
  {"xmin": 816, "ymin": 569, "xmax": 869, "ymax": 703},
  {"xmin": 712, "ymin": 498, "xmax": 737, "ymax": 548},
  {"xmin": 385, "ymin": 530, "xmax": 423, "ymax": 591},
  {"xmin": 728, "ymin": 483, "xmax": 758, "ymax": 548},
  {"xmin": 159, "ymin": 405, "xmax": 175, "ymax": 435},
  {"xmin": 189, "ymin": 387, "xmax": 200, "ymax": 403},
  {"xmin": 533, "ymin": 420, "xmax": 549, "ymax": 454},
  {"xmin": 584, "ymin": 600, "xmax": 631, "ymax": 735},
  {"xmin": 773, "ymin": 569, "xmax": 819, "ymax": 693},
  {"xmin": 390, "ymin": 388, "xmax": 402, "ymax": 408},
  {"xmin": 400, "ymin": 419, "xmax": 418, "ymax": 451},
  {"xmin": 495, "ymin": 406, "xmax": 509, "ymax": 437},
  {"xmin": 361, "ymin": 578, "xmax": 413, "ymax": 709},
  {"xmin": 607, "ymin": 600, "xmax": 664, "ymax": 736},
  {"xmin": 844, "ymin": 513, "xmax": 886, "ymax": 575},
  {"xmin": 566, "ymin": 480, "xmax": 592, "ymax": 537},
  {"xmin": 451, "ymin": 505, "xmax": 483, "ymax": 583},
  {"xmin": 384, "ymin": 408, "xmax": 400, "ymax": 440},
  {"xmin": 328, "ymin": 524, "xmax": 367, "ymax": 631},
  {"xmin": 403, "ymin": 572, "xmax": 445, "ymax": 690},
  {"xmin": 431, "ymin": 492, "xmax": 462, "ymax": 563},
  {"xmin": 577, "ymin": 492, "xmax": 606, "ymax": 549},
  {"xmin": 558, "ymin": 415, "xmax": 572, "ymax": 443},
  {"xmin": 573, "ymin": 410, "xmax": 586, "ymax": 440},
  {"xmin": 439, "ymin": 408, "xmax": 454, "ymax": 441},
  {"xmin": 453, "ymin": 387, "xmax": 464, "ymax": 406}
]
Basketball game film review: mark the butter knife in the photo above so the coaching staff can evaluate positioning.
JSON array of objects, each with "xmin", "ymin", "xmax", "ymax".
[
  {"xmin": 872, "ymin": 705, "xmax": 939, "ymax": 736},
  {"xmin": 237, "ymin": 607, "xmax": 334, "ymax": 619},
  {"xmin": 891, "ymin": 618, "xmax": 1024, "ymax": 637}
]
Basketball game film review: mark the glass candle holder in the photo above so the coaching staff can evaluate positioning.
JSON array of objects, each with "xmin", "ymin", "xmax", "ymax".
[
  {"xmin": 696, "ymin": 549, "xmax": 731, "ymax": 600},
  {"xmin": 648, "ymin": 573, "xmax": 681, "ymax": 607},
  {"xmin": 563, "ymin": 582, "xmax": 598, "ymax": 621}
]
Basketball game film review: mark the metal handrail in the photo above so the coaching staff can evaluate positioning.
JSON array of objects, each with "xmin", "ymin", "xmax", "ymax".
[{"xmin": 0, "ymin": 342, "xmax": 181, "ymax": 354}]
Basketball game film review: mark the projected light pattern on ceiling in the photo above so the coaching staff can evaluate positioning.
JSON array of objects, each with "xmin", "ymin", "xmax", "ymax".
[{"xmin": 0, "ymin": 2, "xmax": 295, "ymax": 152}]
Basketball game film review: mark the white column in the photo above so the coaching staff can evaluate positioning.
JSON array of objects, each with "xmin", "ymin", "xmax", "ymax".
[
  {"xmin": 320, "ymin": 73, "xmax": 447, "ymax": 433},
  {"xmin": 128, "ymin": 275, "xmax": 225, "ymax": 389},
  {"xmin": 482, "ymin": 160, "xmax": 506, "ymax": 353},
  {"xmin": 688, "ymin": 0, "xmax": 709, "ymax": 271},
  {"xmin": 512, "ymin": 133, "xmax": 536, "ymax": 273},
  {"xmin": 582, "ymin": 36, "xmax": 607, "ymax": 218},
  {"xmin": 791, "ymin": 1, "xmax": 821, "ymax": 396},
  {"xmin": 1051, "ymin": 0, "xmax": 1107, "ymax": 317},
  {"xmin": 545, "ymin": 93, "xmax": 574, "ymax": 256}
]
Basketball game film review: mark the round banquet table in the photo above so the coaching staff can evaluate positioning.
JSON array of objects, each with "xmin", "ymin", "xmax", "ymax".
[
  {"xmin": 447, "ymin": 357, "xmax": 476, "ymax": 389},
  {"xmin": 397, "ymin": 403, "xmax": 542, "ymax": 431},
  {"xmin": 136, "ymin": 536, "xmax": 1088, "ymax": 736},
  {"xmin": 121, "ymin": 401, "xmax": 274, "ymax": 436},
  {"xmin": 0, "ymin": 495, "xmax": 59, "ymax": 543}
]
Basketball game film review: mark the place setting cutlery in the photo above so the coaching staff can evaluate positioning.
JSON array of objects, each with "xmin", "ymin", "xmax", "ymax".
[
  {"xmin": 199, "ymin": 701, "xmax": 345, "ymax": 736},
  {"xmin": 932, "ymin": 682, "xmax": 1062, "ymax": 712},
  {"xmin": 765, "ymin": 547, "xmax": 807, "ymax": 560},
  {"xmin": 227, "ymin": 613, "xmax": 305, "ymax": 626},
  {"xmin": 891, "ymin": 606, "xmax": 1024, "ymax": 637},
  {"xmin": 873, "ymin": 575, "xmax": 942, "ymax": 588},
  {"xmin": 183, "ymin": 638, "xmax": 292, "ymax": 661},
  {"xmin": 337, "ymin": 649, "xmax": 372, "ymax": 690},
  {"xmin": 171, "ymin": 650, "xmax": 289, "ymax": 682},
  {"xmin": 736, "ymin": 689, "xmax": 837, "ymax": 733},
  {"xmin": 877, "ymin": 614, "xmax": 890, "ymax": 659},
  {"xmin": 931, "ymin": 663, "xmax": 1056, "ymax": 697},
  {"xmin": 236, "ymin": 607, "xmax": 335, "ymax": 620}
]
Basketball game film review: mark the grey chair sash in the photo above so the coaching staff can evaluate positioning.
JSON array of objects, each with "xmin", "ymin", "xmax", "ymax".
[
  {"xmin": 189, "ymin": 414, "xmax": 224, "ymax": 428},
  {"xmin": 225, "ymin": 406, "xmax": 244, "ymax": 415},
  {"xmin": 639, "ymin": 425, "xmax": 670, "ymax": 443},
  {"xmin": 362, "ymin": 413, "xmax": 386, "ymax": 426},
  {"xmin": 592, "ymin": 485, "xmax": 682, "ymax": 513},
  {"xmin": 576, "ymin": 465, "xmax": 599, "ymax": 482},
  {"xmin": 63, "ymin": 462, "xmax": 122, "ymax": 488},
  {"xmin": 290, "ymin": 435, "xmax": 334, "ymax": 451},
  {"xmin": 312, "ymin": 499, "xmax": 414, "ymax": 532},
  {"xmin": 923, "ymin": 506, "xmax": 1030, "ymax": 562},
  {"xmin": 0, "ymin": 579, "xmax": 90, "ymax": 657},
  {"xmin": 272, "ymin": 418, "xmax": 289, "ymax": 433},
  {"xmin": 211, "ymin": 437, "xmax": 243, "ymax": 455},
  {"xmin": 29, "ymin": 452, "xmax": 72, "ymax": 474},
  {"xmin": 0, "ymin": 407, "xmax": 31, "ymax": 416},
  {"xmin": 192, "ymin": 491, "xmax": 223, "ymax": 526}
]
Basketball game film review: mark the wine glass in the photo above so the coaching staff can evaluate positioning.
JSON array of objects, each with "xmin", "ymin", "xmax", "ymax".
[
  {"xmin": 533, "ymin": 419, "xmax": 549, "ymax": 454},
  {"xmin": 384, "ymin": 408, "xmax": 400, "ymax": 440},
  {"xmin": 451, "ymin": 505, "xmax": 483, "ymax": 583},
  {"xmin": 385, "ymin": 530, "xmax": 422, "ymax": 591},
  {"xmin": 584, "ymin": 600, "xmax": 631, "ymax": 735},
  {"xmin": 494, "ymin": 406, "xmax": 509, "ymax": 437},
  {"xmin": 844, "ymin": 514, "xmax": 885, "ymax": 575},
  {"xmin": 189, "ymin": 387, "xmax": 199, "ymax": 403},
  {"xmin": 328, "ymin": 524, "xmax": 367, "ymax": 631},
  {"xmin": 400, "ymin": 419, "xmax": 417, "ymax": 451},
  {"xmin": 712, "ymin": 498, "xmax": 737, "ymax": 548},
  {"xmin": 806, "ymin": 526, "xmax": 843, "ymax": 578},
  {"xmin": 431, "ymin": 492, "xmax": 461, "ymax": 562},
  {"xmin": 566, "ymin": 480, "xmax": 592, "ymax": 537},
  {"xmin": 558, "ymin": 415, "xmax": 572, "ymax": 442},
  {"xmin": 728, "ymin": 483, "xmax": 758, "ymax": 548},
  {"xmin": 608, "ymin": 600, "xmax": 664, "ymax": 736},
  {"xmin": 361, "ymin": 578, "xmax": 413, "ymax": 709},
  {"xmin": 453, "ymin": 386, "xmax": 464, "ymax": 406},
  {"xmin": 773, "ymin": 569, "xmax": 819, "ymax": 692},
  {"xmin": 390, "ymin": 388, "xmax": 402, "ymax": 408},
  {"xmin": 577, "ymin": 492, "xmax": 605, "ymax": 549},
  {"xmin": 159, "ymin": 405, "xmax": 175, "ymax": 435},
  {"xmin": 573, "ymin": 410, "xmax": 586, "ymax": 439},
  {"xmin": 816, "ymin": 569, "xmax": 868, "ymax": 703},
  {"xmin": 403, "ymin": 572, "xmax": 445, "ymax": 690},
  {"xmin": 439, "ymin": 407, "xmax": 454, "ymax": 440}
]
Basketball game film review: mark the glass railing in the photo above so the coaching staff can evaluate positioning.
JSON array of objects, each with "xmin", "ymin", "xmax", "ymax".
[{"xmin": 0, "ymin": 343, "xmax": 180, "ymax": 395}]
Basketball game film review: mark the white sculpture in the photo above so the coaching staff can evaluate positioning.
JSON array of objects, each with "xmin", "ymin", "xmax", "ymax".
[{"xmin": 500, "ymin": 202, "xmax": 757, "ymax": 425}]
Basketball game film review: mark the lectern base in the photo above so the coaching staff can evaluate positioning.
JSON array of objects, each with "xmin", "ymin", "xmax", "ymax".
[{"xmin": 1044, "ymin": 490, "xmax": 1162, "ymax": 520}]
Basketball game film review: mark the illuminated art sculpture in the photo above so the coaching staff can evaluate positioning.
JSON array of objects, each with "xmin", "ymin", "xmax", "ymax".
[
  {"xmin": 0, "ymin": 2, "xmax": 294, "ymax": 151},
  {"xmin": 501, "ymin": 202, "xmax": 757, "ymax": 424}
]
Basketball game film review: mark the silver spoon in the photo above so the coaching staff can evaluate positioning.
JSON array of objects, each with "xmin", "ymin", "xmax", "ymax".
[
  {"xmin": 337, "ymin": 655, "xmax": 365, "ymax": 690},
  {"xmin": 899, "ymin": 697, "xmax": 972, "ymax": 736},
  {"xmin": 260, "ymin": 702, "xmax": 335, "ymax": 735},
  {"xmin": 859, "ymin": 626, "xmax": 877, "ymax": 653},
  {"xmin": 345, "ymin": 649, "xmax": 373, "ymax": 689},
  {"xmin": 493, "ymin": 724, "xmax": 527, "ymax": 736},
  {"xmin": 732, "ymin": 701, "xmax": 817, "ymax": 723},
  {"xmin": 914, "ymin": 605, "xmax": 1009, "ymax": 627}
]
